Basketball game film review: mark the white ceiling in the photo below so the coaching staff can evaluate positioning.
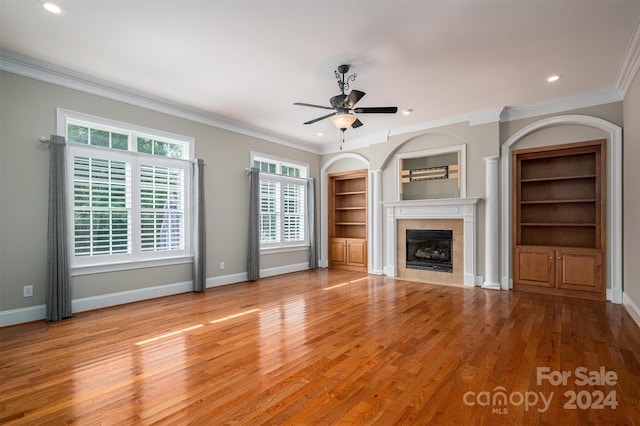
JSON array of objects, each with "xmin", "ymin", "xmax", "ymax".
[{"xmin": 1, "ymin": 0, "xmax": 639, "ymax": 152}]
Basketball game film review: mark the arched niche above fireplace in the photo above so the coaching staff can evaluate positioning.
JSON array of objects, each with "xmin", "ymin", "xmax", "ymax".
[{"xmin": 395, "ymin": 144, "xmax": 466, "ymax": 201}]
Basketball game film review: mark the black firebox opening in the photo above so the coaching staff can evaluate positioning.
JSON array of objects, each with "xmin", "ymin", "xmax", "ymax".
[{"xmin": 406, "ymin": 229, "xmax": 453, "ymax": 273}]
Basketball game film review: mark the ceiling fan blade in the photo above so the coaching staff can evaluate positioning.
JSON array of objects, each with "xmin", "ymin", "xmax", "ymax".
[
  {"xmin": 351, "ymin": 118, "xmax": 364, "ymax": 129},
  {"xmin": 345, "ymin": 90, "xmax": 366, "ymax": 108},
  {"xmin": 294, "ymin": 102, "xmax": 334, "ymax": 110},
  {"xmin": 353, "ymin": 106, "xmax": 398, "ymax": 114},
  {"xmin": 303, "ymin": 112, "xmax": 336, "ymax": 125}
]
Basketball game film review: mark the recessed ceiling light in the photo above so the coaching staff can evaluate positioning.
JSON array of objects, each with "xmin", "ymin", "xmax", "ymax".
[
  {"xmin": 42, "ymin": 2, "xmax": 62, "ymax": 14},
  {"xmin": 401, "ymin": 109, "xmax": 413, "ymax": 116},
  {"xmin": 547, "ymin": 75, "xmax": 561, "ymax": 82},
  {"xmin": 316, "ymin": 132, "xmax": 324, "ymax": 137}
]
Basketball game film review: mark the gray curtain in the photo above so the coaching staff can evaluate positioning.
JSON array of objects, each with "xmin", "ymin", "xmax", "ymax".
[
  {"xmin": 307, "ymin": 177, "xmax": 317, "ymax": 269},
  {"xmin": 247, "ymin": 167, "xmax": 260, "ymax": 281},
  {"xmin": 47, "ymin": 135, "xmax": 72, "ymax": 321},
  {"xmin": 193, "ymin": 159, "xmax": 206, "ymax": 292}
]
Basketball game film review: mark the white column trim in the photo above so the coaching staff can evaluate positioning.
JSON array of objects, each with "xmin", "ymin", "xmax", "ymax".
[
  {"xmin": 370, "ymin": 170, "xmax": 384, "ymax": 274},
  {"xmin": 500, "ymin": 115, "xmax": 622, "ymax": 302},
  {"xmin": 482, "ymin": 155, "xmax": 501, "ymax": 290}
]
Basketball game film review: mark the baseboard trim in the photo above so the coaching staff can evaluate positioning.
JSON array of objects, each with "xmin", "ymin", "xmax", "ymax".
[
  {"xmin": 623, "ymin": 292, "xmax": 640, "ymax": 329},
  {"xmin": 262, "ymin": 262, "xmax": 310, "ymax": 278},
  {"xmin": 207, "ymin": 272, "xmax": 248, "ymax": 288},
  {"xmin": 1, "ymin": 281, "xmax": 193, "ymax": 327},
  {"xmin": 0, "ymin": 305, "xmax": 47, "ymax": 327},
  {"xmin": 1, "ymin": 263, "xmax": 312, "ymax": 327},
  {"xmin": 72, "ymin": 281, "xmax": 193, "ymax": 313},
  {"xmin": 207, "ymin": 263, "xmax": 310, "ymax": 288}
]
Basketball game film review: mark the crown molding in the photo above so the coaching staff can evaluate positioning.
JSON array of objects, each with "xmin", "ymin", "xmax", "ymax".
[
  {"xmin": 500, "ymin": 87, "xmax": 623, "ymax": 123},
  {"xmin": 0, "ymin": 49, "xmax": 321, "ymax": 155},
  {"xmin": 616, "ymin": 15, "xmax": 640, "ymax": 97},
  {"xmin": 322, "ymin": 88, "xmax": 622, "ymax": 155},
  {"xmin": 2, "ymin": 48, "xmax": 631, "ymax": 157}
]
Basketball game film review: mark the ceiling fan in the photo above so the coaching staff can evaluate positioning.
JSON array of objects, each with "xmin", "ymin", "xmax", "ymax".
[{"xmin": 294, "ymin": 64, "xmax": 398, "ymax": 138}]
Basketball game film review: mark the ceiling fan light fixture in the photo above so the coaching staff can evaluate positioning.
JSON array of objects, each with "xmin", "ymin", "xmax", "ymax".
[{"xmin": 330, "ymin": 113, "xmax": 357, "ymax": 130}]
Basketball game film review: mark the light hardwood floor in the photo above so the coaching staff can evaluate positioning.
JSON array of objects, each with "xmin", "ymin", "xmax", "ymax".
[{"xmin": 1, "ymin": 269, "xmax": 639, "ymax": 425}]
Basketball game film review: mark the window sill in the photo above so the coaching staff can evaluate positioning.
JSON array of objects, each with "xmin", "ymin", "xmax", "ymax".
[
  {"xmin": 71, "ymin": 256, "xmax": 193, "ymax": 276},
  {"xmin": 260, "ymin": 245, "xmax": 310, "ymax": 255}
]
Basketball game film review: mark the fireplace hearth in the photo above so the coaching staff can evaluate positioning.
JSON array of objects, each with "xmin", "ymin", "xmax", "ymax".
[{"xmin": 406, "ymin": 229, "xmax": 453, "ymax": 273}]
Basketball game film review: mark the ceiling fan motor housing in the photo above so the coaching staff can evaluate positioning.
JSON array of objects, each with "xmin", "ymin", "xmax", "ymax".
[
  {"xmin": 294, "ymin": 64, "xmax": 398, "ymax": 132},
  {"xmin": 330, "ymin": 94, "xmax": 348, "ymax": 110}
]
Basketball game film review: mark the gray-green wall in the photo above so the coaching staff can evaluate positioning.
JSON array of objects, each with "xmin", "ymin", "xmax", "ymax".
[
  {"xmin": 623, "ymin": 68, "xmax": 640, "ymax": 321},
  {"xmin": 2, "ymin": 68, "xmax": 639, "ymax": 327},
  {"xmin": 0, "ymin": 71, "xmax": 319, "ymax": 315}
]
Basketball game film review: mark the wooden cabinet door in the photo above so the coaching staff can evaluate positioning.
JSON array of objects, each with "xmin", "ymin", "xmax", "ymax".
[
  {"xmin": 556, "ymin": 249, "xmax": 603, "ymax": 294},
  {"xmin": 515, "ymin": 247, "xmax": 555, "ymax": 288},
  {"xmin": 346, "ymin": 239, "xmax": 367, "ymax": 268},
  {"xmin": 329, "ymin": 238, "xmax": 346, "ymax": 265}
]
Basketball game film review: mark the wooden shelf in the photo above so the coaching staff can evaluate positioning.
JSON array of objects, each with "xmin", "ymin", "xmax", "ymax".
[
  {"xmin": 521, "ymin": 223, "xmax": 596, "ymax": 227},
  {"xmin": 513, "ymin": 140, "xmax": 605, "ymax": 300},
  {"xmin": 335, "ymin": 191, "xmax": 366, "ymax": 196},
  {"xmin": 521, "ymin": 174, "xmax": 596, "ymax": 183},
  {"xmin": 521, "ymin": 199, "xmax": 596, "ymax": 204},
  {"xmin": 329, "ymin": 170, "xmax": 368, "ymax": 271}
]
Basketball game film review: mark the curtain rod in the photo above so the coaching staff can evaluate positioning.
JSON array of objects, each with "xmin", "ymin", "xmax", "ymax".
[
  {"xmin": 38, "ymin": 136, "xmax": 202, "ymax": 165},
  {"xmin": 245, "ymin": 168, "xmax": 311, "ymax": 182}
]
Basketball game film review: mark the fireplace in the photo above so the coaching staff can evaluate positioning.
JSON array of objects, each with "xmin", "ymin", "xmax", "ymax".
[
  {"xmin": 383, "ymin": 198, "xmax": 478, "ymax": 286},
  {"xmin": 406, "ymin": 229, "xmax": 453, "ymax": 273}
]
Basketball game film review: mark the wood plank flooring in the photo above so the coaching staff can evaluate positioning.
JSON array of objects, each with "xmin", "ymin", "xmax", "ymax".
[{"xmin": 1, "ymin": 269, "xmax": 639, "ymax": 425}]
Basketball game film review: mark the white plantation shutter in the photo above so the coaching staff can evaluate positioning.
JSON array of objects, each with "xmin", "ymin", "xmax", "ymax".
[
  {"xmin": 259, "ymin": 180, "xmax": 279, "ymax": 243},
  {"xmin": 70, "ymin": 148, "xmax": 133, "ymax": 263},
  {"xmin": 283, "ymin": 182, "xmax": 305, "ymax": 242},
  {"xmin": 251, "ymin": 153, "xmax": 309, "ymax": 249},
  {"xmin": 140, "ymin": 163, "xmax": 186, "ymax": 252},
  {"xmin": 63, "ymin": 110, "xmax": 193, "ymax": 269}
]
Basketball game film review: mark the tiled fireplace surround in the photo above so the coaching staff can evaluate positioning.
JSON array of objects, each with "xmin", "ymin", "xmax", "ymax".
[{"xmin": 382, "ymin": 198, "xmax": 480, "ymax": 286}]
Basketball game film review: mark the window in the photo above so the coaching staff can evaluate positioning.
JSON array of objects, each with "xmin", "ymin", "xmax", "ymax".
[
  {"xmin": 252, "ymin": 153, "xmax": 309, "ymax": 249},
  {"xmin": 59, "ymin": 109, "xmax": 193, "ymax": 270}
]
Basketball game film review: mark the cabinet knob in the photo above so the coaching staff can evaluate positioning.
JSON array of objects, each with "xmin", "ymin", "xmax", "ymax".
[{"xmin": 557, "ymin": 256, "xmax": 561, "ymax": 260}]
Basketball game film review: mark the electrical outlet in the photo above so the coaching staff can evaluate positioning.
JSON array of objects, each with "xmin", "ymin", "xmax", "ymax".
[
  {"xmin": 220, "ymin": 262, "xmax": 225, "ymax": 270},
  {"xmin": 23, "ymin": 285, "xmax": 33, "ymax": 297}
]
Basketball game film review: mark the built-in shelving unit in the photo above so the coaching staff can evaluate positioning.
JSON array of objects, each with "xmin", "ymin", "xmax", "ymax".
[
  {"xmin": 329, "ymin": 170, "xmax": 367, "ymax": 271},
  {"xmin": 513, "ymin": 140, "xmax": 605, "ymax": 299}
]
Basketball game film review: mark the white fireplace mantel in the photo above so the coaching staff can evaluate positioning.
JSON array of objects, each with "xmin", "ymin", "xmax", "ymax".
[{"xmin": 382, "ymin": 198, "xmax": 480, "ymax": 286}]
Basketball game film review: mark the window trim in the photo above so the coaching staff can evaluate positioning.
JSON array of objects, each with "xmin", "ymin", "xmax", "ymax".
[
  {"xmin": 250, "ymin": 152, "xmax": 310, "ymax": 250},
  {"xmin": 57, "ymin": 108, "xmax": 195, "ymax": 157},
  {"xmin": 58, "ymin": 108, "xmax": 195, "ymax": 274}
]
